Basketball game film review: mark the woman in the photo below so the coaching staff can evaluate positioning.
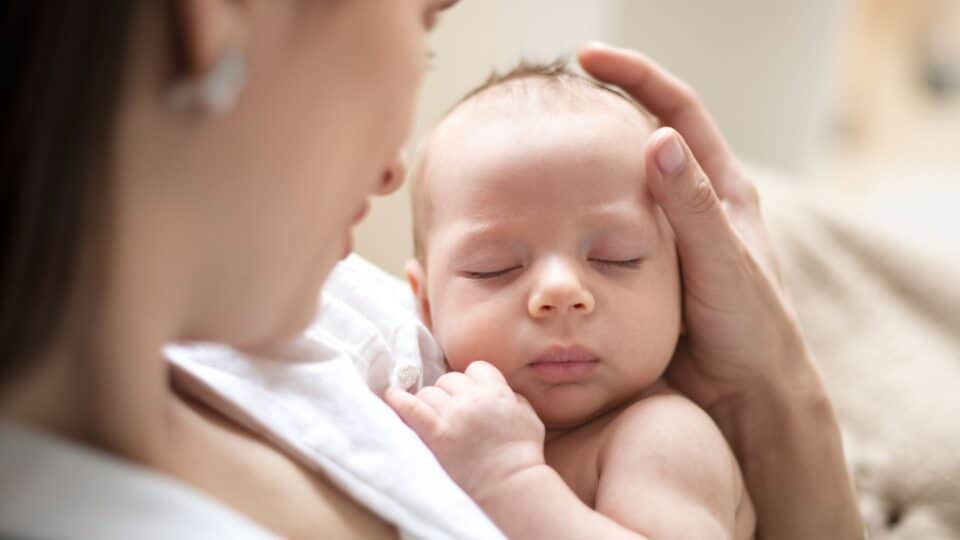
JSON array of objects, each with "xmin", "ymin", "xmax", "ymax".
[{"xmin": 0, "ymin": 1, "xmax": 862, "ymax": 538}]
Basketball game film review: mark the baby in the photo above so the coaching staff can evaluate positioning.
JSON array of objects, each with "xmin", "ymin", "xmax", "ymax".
[{"xmin": 394, "ymin": 62, "xmax": 755, "ymax": 539}]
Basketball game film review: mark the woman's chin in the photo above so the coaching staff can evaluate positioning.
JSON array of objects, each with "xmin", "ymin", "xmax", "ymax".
[
  {"xmin": 237, "ymin": 302, "xmax": 318, "ymax": 354},
  {"xmin": 232, "ymin": 238, "xmax": 348, "ymax": 354},
  {"xmin": 342, "ymin": 231, "xmax": 353, "ymax": 259}
]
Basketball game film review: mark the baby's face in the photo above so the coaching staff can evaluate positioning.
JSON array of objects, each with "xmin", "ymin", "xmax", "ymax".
[{"xmin": 414, "ymin": 101, "xmax": 681, "ymax": 429}]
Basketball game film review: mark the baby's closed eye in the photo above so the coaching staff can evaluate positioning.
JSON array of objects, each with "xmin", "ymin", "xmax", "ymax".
[
  {"xmin": 587, "ymin": 257, "xmax": 643, "ymax": 270},
  {"xmin": 461, "ymin": 265, "xmax": 522, "ymax": 279}
]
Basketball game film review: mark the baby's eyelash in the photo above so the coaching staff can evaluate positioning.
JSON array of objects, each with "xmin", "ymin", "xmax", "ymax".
[
  {"xmin": 589, "ymin": 258, "xmax": 642, "ymax": 269},
  {"xmin": 425, "ymin": 49, "xmax": 437, "ymax": 72},
  {"xmin": 463, "ymin": 266, "xmax": 520, "ymax": 279}
]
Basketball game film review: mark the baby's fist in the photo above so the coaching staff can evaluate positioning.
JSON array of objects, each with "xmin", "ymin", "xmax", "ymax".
[{"xmin": 386, "ymin": 360, "xmax": 545, "ymax": 501}]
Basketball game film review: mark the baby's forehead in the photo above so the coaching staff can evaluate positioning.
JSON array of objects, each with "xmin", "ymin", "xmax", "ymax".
[
  {"xmin": 411, "ymin": 75, "xmax": 657, "ymax": 258},
  {"xmin": 422, "ymin": 80, "xmax": 655, "ymax": 186},
  {"xmin": 441, "ymin": 76, "xmax": 652, "ymax": 133},
  {"xmin": 424, "ymin": 78, "xmax": 655, "ymax": 172}
]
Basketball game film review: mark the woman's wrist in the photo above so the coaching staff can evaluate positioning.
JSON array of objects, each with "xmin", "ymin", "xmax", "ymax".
[{"xmin": 718, "ymin": 340, "xmax": 865, "ymax": 539}]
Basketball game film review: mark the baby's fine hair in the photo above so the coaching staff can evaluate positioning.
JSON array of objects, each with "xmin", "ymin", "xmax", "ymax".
[
  {"xmin": 451, "ymin": 58, "xmax": 654, "ymax": 120},
  {"xmin": 410, "ymin": 59, "xmax": 657, "ymax": 262}
]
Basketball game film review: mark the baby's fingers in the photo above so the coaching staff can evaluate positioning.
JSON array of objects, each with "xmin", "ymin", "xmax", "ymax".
[
  {"xmin": 385, "ymin": 387, "xmax": 440, "ymax": 436},
  {"xmin": 464, "ymin": 360, "xmax": 508, "ymax": 386},
  {"xmin": 435, "ymin": 371, "xmax": 473, "ymax": 395},
  {"xmin": 417, "ymin": 386, "xmax": 453, "ymax": 411}
]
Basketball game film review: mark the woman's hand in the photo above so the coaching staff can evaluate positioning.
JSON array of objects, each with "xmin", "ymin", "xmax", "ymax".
[
  {"xmin": 578, "ymin": 44, "xmax": 864, "ymax": 539},
  {"xmin": 579, "ymin": 43, "xmax": 794, "ymax": 412},
  {"xmin": 385, "ymin": 361, "xmax": 546, "ymax": 504}
]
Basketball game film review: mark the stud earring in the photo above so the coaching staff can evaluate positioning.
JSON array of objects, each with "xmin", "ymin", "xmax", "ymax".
[{"xmin": 168, "ymin": 48, "xmax": 247, "ymax": 114}]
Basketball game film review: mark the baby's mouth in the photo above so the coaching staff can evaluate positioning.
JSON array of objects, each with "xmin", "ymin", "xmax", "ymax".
[{"xmin": 530, "ymin": 344, "xmax": 600, "ymax": 383}]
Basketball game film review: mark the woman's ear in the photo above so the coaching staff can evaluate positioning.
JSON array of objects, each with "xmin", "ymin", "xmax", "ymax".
[
  {"xmin": 405, "ymin": 259, "xmax": 433, "ymax": 330},
  {"xmin": 171, "ymin": 0, "xmax": 249, "ymax": 77}
]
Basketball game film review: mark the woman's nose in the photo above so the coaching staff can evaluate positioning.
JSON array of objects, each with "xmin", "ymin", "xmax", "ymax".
[
  {"xmin": 527, "ymin": 263, "xmax": 595, "ymax": 319},
  {"xmin": 376, "ymin": 151, "xmax": 407, "ymax": 196}
]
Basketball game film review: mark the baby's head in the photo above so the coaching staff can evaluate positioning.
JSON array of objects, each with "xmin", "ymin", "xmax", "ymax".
[{"xmin": 407, "ymin": 61, "xmax": 681, "ymax": 429}]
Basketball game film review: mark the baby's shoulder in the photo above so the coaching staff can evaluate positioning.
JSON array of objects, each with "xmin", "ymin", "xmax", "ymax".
[
  {"xmin": 596, "ymin": 388, "xmax": 745, "ymax": 510},
  {"xmin": 609, "ymin": 386, "xmax": 712, "ymax": 433},
  {"xmin": 602, "ymin": 387, "xmax": 733, "ymax": 468}
]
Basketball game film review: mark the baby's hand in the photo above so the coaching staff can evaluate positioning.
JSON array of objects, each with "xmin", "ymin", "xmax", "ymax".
[{"xmin": 385, "ymin": 360, "xmax": 545, "ymax": 502}]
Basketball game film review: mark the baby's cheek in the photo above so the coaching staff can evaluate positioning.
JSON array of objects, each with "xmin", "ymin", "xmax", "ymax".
[{"xmin": 434, "ymin": 311, "xmax": 511, "ymax": 374}]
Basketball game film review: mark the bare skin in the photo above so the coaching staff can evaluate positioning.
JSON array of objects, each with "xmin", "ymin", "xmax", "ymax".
[
  {"xmin": 1, "ymin": 0, "xmax": 861, "ymax": 536},
  {"xmin": 1, "ymin": 0, "xmax": 454, "ymax": 537},
  {"xmin": 577, "ymin": 45, "xmax": 863, "ymax": 539},
  {"xmin": 398, "ymin": 84, "xmax": 754, "ymax": 537},
  {"xmin": 163, "ymin": 392, "xmax": 397, "ymax": 539},
  {"xmin": 392, "ymin": 44, "xmax": 862, "ymax": 540},
  {"xmin": 544, "ymin": 386, "xmax": 755, "ymax": 540}
]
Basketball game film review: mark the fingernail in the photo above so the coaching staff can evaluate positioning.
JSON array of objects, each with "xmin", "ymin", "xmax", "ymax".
[
  {"xmin": 585, "ymin": 40, "xmax": 612, "ymax": 51},
  {"xmin": 384, "ymin": 387, "xmax": 405, "ymax": 399},
  {"xmin": 656, "ymin": 134, "xmax": 687, "ymax": 176}
]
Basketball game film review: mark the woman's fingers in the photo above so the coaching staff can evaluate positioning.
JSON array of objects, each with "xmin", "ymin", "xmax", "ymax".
[
  {"xmin": 577, "ymin": 43, "xmax": 749, "ymax": 205},
  {"xmin": 645, "ymin": 128, "xmax": 743, "ymax": 276}
]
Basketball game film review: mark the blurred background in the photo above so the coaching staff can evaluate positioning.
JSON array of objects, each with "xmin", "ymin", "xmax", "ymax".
[{"xmin": 355, "ymin": 0, "xmax": 960, "ymax": 276}]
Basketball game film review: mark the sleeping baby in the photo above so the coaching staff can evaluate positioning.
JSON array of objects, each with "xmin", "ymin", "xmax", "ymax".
[{"xmin": 387, "ymin": 61, "xmax": 755, "ymax": 539}]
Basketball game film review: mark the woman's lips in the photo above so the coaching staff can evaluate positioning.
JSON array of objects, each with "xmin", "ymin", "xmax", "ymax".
[
  {"xmin": 342, "ymin": 232, "xmax": 353, "ymax": 258},
  {"xmin": 352, "ymin": 201, "xmax": 371, "ymax": 225},
  {"xmin": 530, "ymin": 345, "xmax": 600, "ymax": 383},
  {"xmin": 341, "ymin": 201, "xmax": 369, "ymax": 259}
]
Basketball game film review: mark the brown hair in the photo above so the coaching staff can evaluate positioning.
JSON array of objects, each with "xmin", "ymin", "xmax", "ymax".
[
  {"xmin": 453, "ymin": 58, "xmax": 653, "ymax": 117},
  {"xmin": 411, "ymin": 59, "xmax": 656, "ymax": 262},
  {"xmin": 0, "ymin": 2, "xmax": 145, "ymax": 381}
]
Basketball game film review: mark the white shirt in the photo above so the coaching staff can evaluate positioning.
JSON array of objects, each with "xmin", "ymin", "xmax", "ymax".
[{"xmin": 0, "ymin": 421, "xmax": 276, "ymax": 540}]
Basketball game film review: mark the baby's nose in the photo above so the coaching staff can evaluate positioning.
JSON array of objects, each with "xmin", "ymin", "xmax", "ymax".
[{"xmin": 528, "ymin": 265, "xmax": 595, "ymax": 318}]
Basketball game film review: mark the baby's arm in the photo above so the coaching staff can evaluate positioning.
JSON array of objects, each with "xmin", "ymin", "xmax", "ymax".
[
  {"xmin": 386, "ymin": 362, "xmax": 751, "ymax": 538},
  {"xmin": 386, "ymin": 362, "xmax": 670, "ymax": 539},
  {"xmin": 596, "ymin": 393, "xmax": 750, "ymax": 539}
]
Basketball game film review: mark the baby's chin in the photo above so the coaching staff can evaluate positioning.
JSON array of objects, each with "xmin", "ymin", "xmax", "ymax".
[{"xmin": 531, "ymin": 390, "xmax": 631, "ymax": 432}]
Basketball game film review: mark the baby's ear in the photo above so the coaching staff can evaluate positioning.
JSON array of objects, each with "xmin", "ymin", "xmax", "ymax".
[{"xmin": 405, "ymin": 259, "xmax": 432, "ymax": 330}]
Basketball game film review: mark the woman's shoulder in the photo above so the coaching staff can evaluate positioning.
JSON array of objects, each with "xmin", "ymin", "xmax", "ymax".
[
  {"xmin": 0, "ymin": 420, "xmax": 276, "ymax": 540},
  {"xmin": 157, "ymin": 395, "xmax": 398, "ymax": 540}
]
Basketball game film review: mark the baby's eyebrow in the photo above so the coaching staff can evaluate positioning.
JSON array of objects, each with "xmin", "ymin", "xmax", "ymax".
[
  {"xmin": 441, "ymin": 222, "xmax": 522, "ymax": 260},
  {"xmin": 447, "ymin": 219, "xmax": 518, "ymax": 244},
  {"xmin": 581, "ymin": 205, "xmax": 655, "ymax": 233}
]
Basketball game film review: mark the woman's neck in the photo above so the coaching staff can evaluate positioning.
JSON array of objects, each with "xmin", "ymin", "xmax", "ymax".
[{"xmin": 0, "ymin": 298, "xmax": 176, "ymax": 466}]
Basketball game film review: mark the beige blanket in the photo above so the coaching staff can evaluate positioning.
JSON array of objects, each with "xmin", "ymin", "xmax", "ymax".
[{"xmin": 760, "ymin": 169, "xmax": 960, "ymax": 539}]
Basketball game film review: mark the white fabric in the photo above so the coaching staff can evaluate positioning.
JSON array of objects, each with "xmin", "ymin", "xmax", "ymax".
[
  {"xmin": 167, "ymin": 255, "xmax": 503, "ymax": 540},
  {"xmin": 311, "ymin": 254, "xmax": 448, "ymax": 390},
  {"xmin": 0, "ymin": 421, "xmax": 275, "ymax": 540}
]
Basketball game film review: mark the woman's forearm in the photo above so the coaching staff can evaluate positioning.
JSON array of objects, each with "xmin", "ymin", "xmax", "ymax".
[{"xmin": 719, "ymin": 344, "xmax": 863, "ymax": 539}]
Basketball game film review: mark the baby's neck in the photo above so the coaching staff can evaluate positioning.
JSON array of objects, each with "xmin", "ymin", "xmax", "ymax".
[
  {"xmin": 543, "ymin": 398, "xmax": 629, "ymax": 443},
  {"xmin": 543, "ymin": 379, "xmax": 669, "ymax": 443}
]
